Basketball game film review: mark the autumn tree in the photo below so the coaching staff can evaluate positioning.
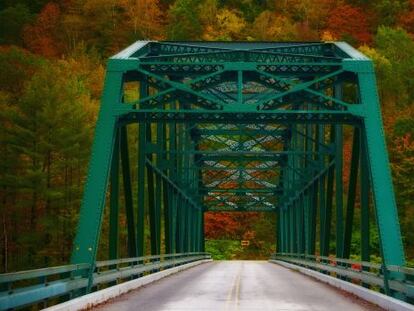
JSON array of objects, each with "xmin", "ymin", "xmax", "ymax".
[
  {"xmin": 199, "ymin": 5, "xmax": 247, "ymax": 41},
  {"xmin": 251, "ymin": 11, "xmax": 297, "ymax": 41},
  {"xmin": 120, "ymin": 0, "xmax": 165, "ymax": 40},
  {"xmin": 61, "ymin": 0, "xmax": 127, "ymax": 56},
  {"xmin": 272, "ymin": 0, "xmax": 334, "ymax": 40},
  {"xmin": 389, "ymin": 111, "xmax": 414, "ymax": 257},
  {"xmin": 399, "ymin": 0, "xmax": 414, "ymax": 33},
  {"xmin": 23, "ymin": 3, "xmax": 64, "ymax": 57},
  {"xmin": 324, "ymin": 4, "xmax": 371, "ymax": 45}
]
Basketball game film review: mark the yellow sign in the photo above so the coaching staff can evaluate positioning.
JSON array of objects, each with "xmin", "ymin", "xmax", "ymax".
[{"xmin": 241, "ymin": 240, "xmax": 250, "ymax": 247}]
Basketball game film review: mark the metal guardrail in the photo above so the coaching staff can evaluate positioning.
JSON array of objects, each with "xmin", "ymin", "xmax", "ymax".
[
  {"xmin": 0, "ymin": 252, "xmax": 211, "ymax": 310},
  {"xmin": 271, "ymin": 253, "xmax": 414, "ymax": 301}
]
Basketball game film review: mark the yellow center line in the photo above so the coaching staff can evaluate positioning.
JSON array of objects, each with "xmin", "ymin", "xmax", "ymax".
[
  {"xmin": 224, "ymin": 263, "xmax": 243, "ymax": 311},
  {"xmin": 224, "ymin": 272, "xmax": 237, "ymax": 311},
  {"xmin": 234, "ymin": 269, "xmax": 241, "ymax": 310}
]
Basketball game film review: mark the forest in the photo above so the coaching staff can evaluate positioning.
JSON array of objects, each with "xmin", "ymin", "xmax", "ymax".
[{"xmin": 1, "ymin": 0, "xmax": 414, "ymax": 272}]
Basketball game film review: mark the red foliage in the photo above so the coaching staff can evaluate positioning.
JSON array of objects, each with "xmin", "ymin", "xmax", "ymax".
[
  {"xmin": 23, "ymin": 3, "xmax": 64, "ymax": 57},
  {"xmin": 325, "ymin": 4, "xmax": 371, "ymax": 45},
  {"xmin": 204, "ymin": 212, "xmax": 260, "ymax": 239},
  {"xmin": 399, "ymin": 0, "xmax": 414, "ymax": 34},
  {"xmin": 204, "ymin": 212, "xmax": 239, "ymax": 239}
]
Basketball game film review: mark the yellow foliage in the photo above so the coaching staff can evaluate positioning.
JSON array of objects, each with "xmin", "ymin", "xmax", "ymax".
[
  {"xmin": 198, "ymin": 0, "xmax": 218, "ymax": 27},
  {"xmin": 321, "ymin": 30, "xmax": 337, "ymax": 42},
  {"xmin": 119, "ymin": 0, "xmax": 164, "ymax": 39},
  {"xmin": 252, "ymin": 11, "xmax": 297, "ymax": 41},
  {"xmin": 202, "ymin": 8, "xmax": 246, "ymax": 40}
]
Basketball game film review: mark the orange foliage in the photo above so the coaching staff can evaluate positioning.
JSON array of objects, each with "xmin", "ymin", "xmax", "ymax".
[
  {"xmin": 204, "ymin": 212, "xmax": 260, "ymax": 239},
  {"xmin": 204, "ymin": 212, "xmax": 239, "ymax": 239},
  {"xmin": 399, "ymin": 0, "xmax": 414, "ymax": 34},
  {"xmin": 325, "ymin": 4, "xmax": 371, "ymax": 45},
  {"xmin": 120, "ymin": 0, "xmax": 165, "ymax": 39},
  {"xmin": 23, "ymin": 3, "xmax": 64, "ymax": 57}
]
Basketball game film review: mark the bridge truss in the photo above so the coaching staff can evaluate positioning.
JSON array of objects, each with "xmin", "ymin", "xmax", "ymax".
[{"xmin": 71, "ymin": 41, "xmax": 405, "ymax": 282}]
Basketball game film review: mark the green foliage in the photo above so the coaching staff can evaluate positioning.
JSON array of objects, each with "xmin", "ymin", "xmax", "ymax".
[
  {"xmin": 205, "ymin": 240, "xmax": 242, "ymax": 260},
  {"xmin": 0, "ymin": 54, "xmax": 97, "ymax": 271},
  {"xmin": 375, "ymin": 26, "xmax": 414, "ymax": 104},
  {"xmin": 0, "ymin": 47, "xmax": 44, "ymax": 97},
  {"xmin": 374, "ymin": 0, "xmax": 408, "ymax": 26},
  {"xmin": 206, "ymin": 238, "xmax": 275, "ymax": 260},
  {"xmin": 0, "ymin": 0, "xmax": 50, "ymax": 13},
  {"xmin": 167, "ymin": 0, "xmax": 203, "ymax": 40}
]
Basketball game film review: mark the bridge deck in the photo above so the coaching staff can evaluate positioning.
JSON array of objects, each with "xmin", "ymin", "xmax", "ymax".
[{"xmin": 94, "ymin": 261, "xmax": 382, "ymax": 311}]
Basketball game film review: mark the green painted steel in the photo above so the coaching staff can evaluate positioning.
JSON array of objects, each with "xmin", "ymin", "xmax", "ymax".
[{"xmin": 68, "ymin": 41, "xmax": 407, "ymax": 299}]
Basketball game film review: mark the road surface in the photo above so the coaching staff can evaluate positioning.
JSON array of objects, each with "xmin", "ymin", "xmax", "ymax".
[{"xmin": 95, "ymin": 261, "xmax": 382, "ymax": 311}]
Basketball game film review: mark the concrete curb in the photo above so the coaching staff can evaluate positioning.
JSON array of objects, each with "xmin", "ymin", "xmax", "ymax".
[
  {"xmin": 43, "ymin": 259, "xmax": 213, "ymax": 311},
  {"xmin": 270, "ymin": 259, "xmax": 414, "ymax": 311}
]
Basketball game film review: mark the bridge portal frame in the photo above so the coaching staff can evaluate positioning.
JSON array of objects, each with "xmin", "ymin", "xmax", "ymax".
[{"xmin": 70, "ymin": 42, "xmax": 405, "ymax": 286}]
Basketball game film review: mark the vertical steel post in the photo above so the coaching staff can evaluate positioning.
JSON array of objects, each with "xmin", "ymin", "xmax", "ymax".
[
  {"xmin": 137, "ymin": 121, "xmax": 146, "ymax": 257},
  {"xmin": 109, "ymin": 129, "xmax": 120, "ymax": 260},
  {"xmin": 71, "ymin": 69, "xmax": 122, "ymax": 265},
  {"xmin": 322, "ymin": 126, "xmax": 335, "ymax": 256},
  {"xmin": 154, "ymin": 121, "xmax": 163, "ymax": 254},
  {"xmin": 357, "ymin": 65, "xmax": 405, "ymax": 267},
  {"xmin": 137, "ymin": 79, "xmax": 147, "ymax": 257},
  {"xmin": 146, "ymin": 124, "xmax": 159, "ymax": 255},
  {"xmin": 334, "ymin": 83, "xmax": 344, "ymax": 259},
  {"xmin": 360, "ymin": 129, "xmax": 370, "ymax": 262},
  {"xmin": 120, "ymin": 126, "xmax": 137, "ymax": 257},
  {"xmin": 342, "ymin": 128, "xmax": 360, "ymax": 259}
]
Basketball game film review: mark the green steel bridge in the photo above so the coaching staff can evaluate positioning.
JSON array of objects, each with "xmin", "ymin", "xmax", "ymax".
[{"xmin": 1, "ymin": 41, "xmax": 414, "ymax": 310}]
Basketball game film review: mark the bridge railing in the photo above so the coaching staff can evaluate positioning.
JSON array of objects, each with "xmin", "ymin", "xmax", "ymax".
[
  {"xmin": 0, "ymin": 252, "xmax": 211, "ymax": 310},
  {"xmin": 271, "ymin": 253, "xmax": 414, "ymax": 301}
]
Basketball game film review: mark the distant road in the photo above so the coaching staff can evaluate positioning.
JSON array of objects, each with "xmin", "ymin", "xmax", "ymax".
[{"xmin": 95, "ymin": 261, "xmax": 382, "ymax": 311}]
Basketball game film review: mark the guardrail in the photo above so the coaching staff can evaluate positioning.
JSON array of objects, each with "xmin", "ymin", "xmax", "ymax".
[
  {"xmin": 271, "ymin": 253, "xmax": 414, "ymax": 302},
  {"xmin": 0, "ymin": 252, "xmax": 211, "ymax": 310}
]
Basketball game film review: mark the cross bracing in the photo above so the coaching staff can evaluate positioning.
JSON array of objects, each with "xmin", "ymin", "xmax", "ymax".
[
  {"xmin": 70, "ymin": 41, "xmax": 406, "ymax": 294},
  {"xmin": 2, "ymin": 41, "xmax": 414, "ymax": 310}
]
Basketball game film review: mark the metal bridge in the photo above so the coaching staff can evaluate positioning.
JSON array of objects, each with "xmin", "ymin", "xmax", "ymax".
[{"xmin": 1, "ymin": 41, "xmax": 414, "ymax": 310}]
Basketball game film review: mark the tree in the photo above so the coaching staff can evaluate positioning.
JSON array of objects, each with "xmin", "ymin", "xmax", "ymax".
[
  {"xmin": 0, "ymin": 0, "xmax": 50, "ymax": 13},
  {"xmin": 0, "ymin": 4, "xmax": 33, "ymax": 45},
  {"xmin": 202, "ymin": 8, "xmax": 246, "ymax": 40},
  {"xmin": 399, "ymin": 0, "xmax": 414, "ymax": 33},
  {"xmin": 167, "ymin": 0, "xmax": 203, "ymax": 40},
  {"xmin": 0, "ymin": 47, "xmax": 44, "ymax": 271},
  {"xmin": 23, "ymin": 3, "xmax": 64, "ymax": 58},
  {"xmin": 325, "ymin": 4, "xmax": 371, "ymax": 45},
  {"xmin": 62, "ymin": 0, "xmax": 127, "ymax": 56},
  {"xmin": 215, "ymin": 8, "xmax": 246, "ymax": 40},
  {"xmin": 375, "ymin": 26, "xmax": 414, "ymax": 105},
  {"xmin": 3, "ymin": 58, "xmax": 96, "ymax": 269},
  {"xmin": 120, "ymin": 0, "xmax": 164, "ymax": 40},
  {"xmin": 374, "ymin": 0, "xmax": 408, "ymax": 26},
  {"xmin": 225, "ymin": 0, "xmax": 267, "ymax": 23},
  {"xmin": 251, "ymin": 11, "xmax": 298, "ymax": 41},
  {"xmin": 358, "ymin": 46, "xmax": 396, "ymax": 105},
  {"xmin": 0, "ymin": 47, "xmax": 43, "ymax": 98},
  {"xmin": 388, "ymin": 109, "xmax": 414, "ymax": 257}
]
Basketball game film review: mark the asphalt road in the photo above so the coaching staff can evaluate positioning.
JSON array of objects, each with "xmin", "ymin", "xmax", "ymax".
[{"xmin": 95, "ymin": 261, "xmax": 382, "ymax": 311}]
